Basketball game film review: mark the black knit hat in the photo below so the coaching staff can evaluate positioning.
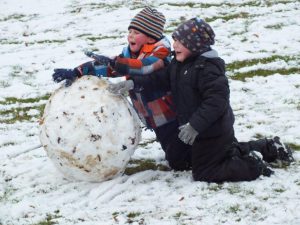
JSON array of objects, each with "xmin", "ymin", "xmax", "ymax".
[
  {"xmin": 172, "ymin": 18, "xmax": 215, "ymax": 54},
  {"xmin": 128, "ymin": 7, "xmax": 165, "ymax": 40}
]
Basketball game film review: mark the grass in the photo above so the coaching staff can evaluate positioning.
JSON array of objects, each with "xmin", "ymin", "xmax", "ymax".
[
  {"xmin": 126, "ymin": 211, "xmax": 143, "ymax": 224},
  {"xmin": 32, "ymin": 211, "xmax": 61, "ymax": 225},
  {"xmin": 227, "ymin": 204, "xmax": 241, "ymax": 214},
  {"xmin": 0, "ymin": 95, "xmax": 50, "ymax": 124},
  {"xmin": 230, "ymin": 67, "xmax": 300, "ymax": 81},
  {"xmin": 227, "ymin": 184, "xmax": 242, "ymax": 195},
  {"xmin": 264, "ymin": 0, "xmax": 295, "ymax": 6},
  {"xmin": 227, "ymin": 55, "xmax": 300, "ymax": 81},
  {"xmin": 207, "ymin": 183, "xmax": 223, "ymax": 191},
  {"xmin": 174, "ymin": 211, "xmax": 187, "ymax": 220},
  {"xmin": 205, "ymin": 12, "xmax": 251, "ymax": 23},
  {"xmin": 1, "ymin": 39, "xmax": 68, "ymax": 45},
  {"xmin": 69, "ymin": 2, "xmax": 120, "ymax": 14},
  {"xmin": 160, "ymin": 1, "xmax": 262, "ymax": 8},
  {"xmin": 165, "ymin": 12, "xmax": 251, "ymax": 32},
  {"xmin": 0, "ymin": 187, "xmax": 17, "ymax": 203},
  {"xmin": 138, "ymin": 138, "xmax": 157, "ymax": 147},
  {"xmin": 227, "ymin": 55, "xmax": 299, "ymax": 71},
  {"xmin": 0, "ymin": 81, "xmax": 10, "ymax": 88},
  {"xmin": 265, "ymin": 23, "xmax": 285, "ymax": 29},
  {"xmin": 127, "ymin": 212, "xmax": 141, "ymax": 218},
  {"xmin": 288, "ymin": 143, "xmax": 300, "ymax": 151},
  {"xmin": 0, "ymin": 95, "xmax": 49, "ymax": 105},
  {"xmin": 0, "ymin": 14, "xmax": 26, "ymax": 22},
  {"xmin": 86, "ymin": 35, "xmax": 120, "ymax": 42},
  {"xmin": 124, "ymin": 159, "xmax": 170, "ymax": 175}
]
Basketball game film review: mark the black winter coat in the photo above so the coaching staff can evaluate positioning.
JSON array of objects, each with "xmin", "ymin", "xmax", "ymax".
[{"xmin": 131, "ymin": 55, "xmax": 235, "ymax": 139}]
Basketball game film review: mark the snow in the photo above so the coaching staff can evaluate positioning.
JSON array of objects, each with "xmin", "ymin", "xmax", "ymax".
[
  {"xmin": 40, "ymin": 76, "xmax": 141, "ymax": 182},
  {"xmin": 1, "ymin": 0, "xmax": 300, "ymax": 224}
]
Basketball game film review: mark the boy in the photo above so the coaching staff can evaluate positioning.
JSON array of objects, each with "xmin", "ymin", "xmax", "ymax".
[
  {"xmin": 109, "ymin": 18, "xmax": 294, "ymax": 182},
  {"xmin": 52, "ymin": 7, "xmax": 178, "ymax": 152}
]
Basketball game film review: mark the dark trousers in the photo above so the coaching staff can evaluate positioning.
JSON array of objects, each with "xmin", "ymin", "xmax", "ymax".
[
  {"xmin": 155, "ymin": 123, "xmax": 274, "ymax": 183},
  {"xmin": 192, "ymin": 131, "xmax": 279, "ymax": 182},
  {"xmin": 238, "ymin": 138, "xmax": 277, "ymax": 163},
  {"xmin": 191, "ymin": 130, "xmax": 262, "ymax": 182},
  {"xmin": 154, "ymin": 120, "xmax": 192, "ymax": 170}
]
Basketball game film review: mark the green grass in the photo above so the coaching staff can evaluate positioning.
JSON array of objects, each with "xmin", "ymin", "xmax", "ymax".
[
  {"xmin": 138, "ymin": 138, "xmax": 157, "ymax": 147},
  {"xmin": 0, "ymin": 39, "xmax": 23, "ymax": 45},
  {"xmin": 86, "ymin": 35, "xmax": 120, "ymax": 42},
  {"xmin": 288, "ymin": 143, "xmax": 300, "ymax": 151},
  {"xmin": 127, "ymin": 212, "xmax": 141, "ymax": 218},
  {"xmin": 160, "ymin": 1, "xmax": 262, "ymax": 8},
  {"xmin": 0, "ymin": 95, "xmax": 50, "ymax": 105},
  {"xmin": 205, "ymin": 12, "xmax": 250, "ymax": 23},
  {"xmin": 227, "ymin": 55, "xmax": 300, "ymax": 81},
  {"xmin": 165, "ymin": 12, "xmax": 251, "ymax": 32},
  {"xmin": 227, "ymin": 185, "xmax": 242, "ymax": 194},
  {"xmin": 174, "ymin": 211, "xmax": 187, "ymax": 220},
  {"xmin": 0, "ymin": 187, "xmax": 17, "ymax": 203},
  {"xmin": 230, "ymin": 67, "xmax": 300, "ymax": 81},
  {"xmin": 0, "ymin": 105, "xmax": 45, "ymax": 124},
  {"xmin": 69, "ymin": 2, "xmax": 120, "ymax": 14},
  {"xmin": 32, "ymin": 211, "xmax": 61, "ymax": 225},
  {"xmin": 0, "ymin": 95, "xmax": 50, "ymax": 124},
  {"xmin": 0, "ymin": 14, "xmax": 26, "ymax": 22},
  {"xmin": 227, "ymin": 204, "xmax": 241, "ymax": 214},
  {"xmin": 1, "ymin": 39, "xmax": 68, "ymax": 45},
  {"xmin": 265, "ymin": 0, "xmax": 295, "ymax": 6},
  {"xmin": 0, "ymin": 13, "xmax": 38, "ymax": 22},
  {"xmin": 265, "ymin": 23, "xmax": 285, "ymax": 29},
  {"xmin": 273, "ymin": 188, "xmax": 285, "ymax": 193},
  {"xmin": 0, "ymin": 81, "xmax": 10, "ymax": 88},
  {"xmin": 207, "ymin": 183, "xmax": 223, "ymax": 191},
  {"xmin": 227, "ymin": 55, "xmax": 299, "ymax": 71},
  {"xmin": 124, "ymin": 159, "xmax": 170, "ymax": 175}
]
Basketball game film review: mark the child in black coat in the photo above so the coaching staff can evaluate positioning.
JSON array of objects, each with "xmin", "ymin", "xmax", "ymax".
[{"xmin": 109, "ymin": 18, "xmax": 294, "ymax": 182}]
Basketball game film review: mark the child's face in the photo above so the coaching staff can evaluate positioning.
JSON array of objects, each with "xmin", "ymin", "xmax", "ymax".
[
  {"xmin": 173, "ymin": 39, "xmax": 192, "ymax": 62},
  {"xmin": 127, "ymin": 29, "xmax": 154, "ymax": 53}
]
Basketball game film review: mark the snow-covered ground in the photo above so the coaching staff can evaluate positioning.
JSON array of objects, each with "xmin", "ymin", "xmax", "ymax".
[{"xmin": 1, "ymin": 0, "xmax": 300, "ymax": 224}]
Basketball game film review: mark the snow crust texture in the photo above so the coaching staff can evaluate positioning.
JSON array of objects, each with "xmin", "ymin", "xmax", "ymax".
[{"xmin": 40, "ymin": 76, "xmax": 141, "ymax": 182}]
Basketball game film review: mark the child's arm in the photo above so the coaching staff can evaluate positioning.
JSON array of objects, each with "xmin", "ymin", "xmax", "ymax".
[
  {"xmin": 130, "ymin": 65, "xmax": 171, "ymax": 92},
  {"xmin": 113, "ymin": 45, "xmax": 170, "ymax": 76},
  {"xmin": 75, "ymin": 61, "xmax": 113, "ymax": 78},
  {"xmin": 109, "ymin": 67, "xmax": 170, "ymax": 95},
  {"xmin": 189, "ymin": 69, "xmax": 230, "ymax": 134}
]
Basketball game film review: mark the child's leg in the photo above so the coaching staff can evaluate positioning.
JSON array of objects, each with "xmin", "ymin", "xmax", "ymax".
[
  {"xmin": 191, "ymin": 131, "xmax": 272, "ymax": 182},
  {"xmin": 238, "ymin": 137, "xmax": 294, "ymax": 167},
  {"xmin": 237, "ymin": 138, "xmax": 277, "ymax": 162},
  {"xmin": 165, "ymin": 134, "xmax": 192, "ymax": 171},
  {"xmin": 155, "ymin": 121, "xmax": 192, "ymax": 170},
  {"xmin": 154, "ymin": 120, "xmax": 178, "ymax": 151}
]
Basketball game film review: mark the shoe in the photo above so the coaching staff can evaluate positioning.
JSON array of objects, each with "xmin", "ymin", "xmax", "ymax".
[
  {"xmin": 268, "ymin": 136, "xmax": 294, "ymax": 168},
  {"xmin": 248, "ymin": 151, "xmax": 274, "ymax": 177}
]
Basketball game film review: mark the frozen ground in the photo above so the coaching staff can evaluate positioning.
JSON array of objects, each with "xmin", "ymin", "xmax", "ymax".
[{"xmin": 0, "ymin": 0, "xmax": 300, "ymax": 224}]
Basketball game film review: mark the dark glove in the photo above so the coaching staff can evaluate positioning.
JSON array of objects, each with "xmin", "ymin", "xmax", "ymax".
[
  {"xmin": 178, "ymin": 123, "xmax": 199, "ymax": 145},
  {"xmin": 84, "ymin": 51, "xmax": 115, "ymax": 67},
  {"xmin": 108, "ymin": 80, "xmax": 134, "ymax": 95},
  {"xmin": 52, "ymin": 68, "xmax": 79, "ymax": 87}
]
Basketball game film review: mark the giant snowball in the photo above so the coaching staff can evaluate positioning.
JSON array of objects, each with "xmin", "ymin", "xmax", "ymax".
[{"xmin": 39, "ymin": 76, "xmax": 141, "ymax": 182}]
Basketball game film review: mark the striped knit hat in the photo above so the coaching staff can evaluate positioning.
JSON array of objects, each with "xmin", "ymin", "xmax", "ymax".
[{"xmin": 128, "ymin": 7, "xmax": 165, "ymax": 40}]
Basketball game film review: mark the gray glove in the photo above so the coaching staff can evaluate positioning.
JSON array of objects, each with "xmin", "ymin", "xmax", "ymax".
[
  {"xmin": 178, "ymin": 123, "xmax": 199, "ymax": 145},
  {"xmin": 108, "ymin": 80, "xmax": 134, "ymax": 95}
]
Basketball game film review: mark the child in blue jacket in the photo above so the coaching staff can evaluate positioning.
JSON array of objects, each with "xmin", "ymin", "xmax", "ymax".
[{"xmin": 52, "ymin": 7, "xmax": 179, "ymax": 152}]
